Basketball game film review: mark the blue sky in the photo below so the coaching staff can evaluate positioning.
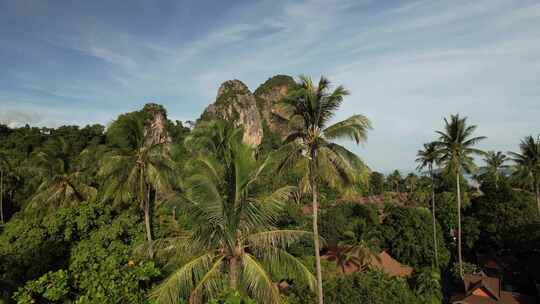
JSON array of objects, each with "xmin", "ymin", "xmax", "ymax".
[{"xmin": 1, "ymin": 0, "xmax": 539, "ymax": 172}]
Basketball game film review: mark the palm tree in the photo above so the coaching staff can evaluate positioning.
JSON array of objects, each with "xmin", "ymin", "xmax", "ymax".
[
  {"xmin": 276, "ymin": 75, "xmax": 372, "ymax": 304},
  {"xmin": 100, "ymin": 115, "xmax": 175, "ymax": 258},
  {"xmin": 0, "ymin": 155, "xmax": 4, "ymax": 224},
  {"xmin": 509, "ymin": 135, "xmax": 540, "ymax": 219},
  {"xmin": 0, "ymin": 153, "xmax": 24, "ymax": 223},
  {"xmin": 482, "ymin": 151, "xmax": 509, "ymax": 187},
  {"xmin": 433, "ymin": 114, "xmax": 485, "ymax": 278},
  {"xmin": 416, "ymin": 142, "xmax": 441, "ymax": 268},
  {"xmin": 327, "ymin": 230, "xmax": 380, "ymax": 275},
  {"xmin": 151, "ymin": 125, "xmax": 315, "ymax": 304},
  {"xmin": 404, "ymin": 173, "xmax": 419, "ymax": 195},
  {"xmin": 26, "ymin": 137, "xmax": 97, "ymax": 210},
  {"xmin": 388, "ymin": 170, "xmax": 402, "ymax": 193}
]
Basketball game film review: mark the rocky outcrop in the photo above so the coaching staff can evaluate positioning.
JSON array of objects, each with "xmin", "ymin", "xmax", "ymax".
[
  {"xmin": 200, "ymin": 80, "xmax": 263, "ymax": 146},
  {"xmin": 143, "ymin": 103, "xmax": 171, "ymax": 147},
  {"xmin": 199, "ymin": 75, "xmax": 297, "ymax": 146},
  {"xmin": 254, "ymin": 75, "xmax": 297, "ymax": 134}
]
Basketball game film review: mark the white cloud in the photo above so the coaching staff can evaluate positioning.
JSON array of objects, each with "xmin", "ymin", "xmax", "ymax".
[{"xmin": 1, "ymin": 0, "xmax": 539, "ymax": 172}]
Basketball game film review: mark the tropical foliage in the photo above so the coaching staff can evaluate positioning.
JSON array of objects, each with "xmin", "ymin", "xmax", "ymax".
[
  {"xmin": 0, "ymin": 75, "xmax": 538, "ymax": 304},
  {"xmin": 276, "ymin": 75, "xmax": 371, "ymax": 304}
]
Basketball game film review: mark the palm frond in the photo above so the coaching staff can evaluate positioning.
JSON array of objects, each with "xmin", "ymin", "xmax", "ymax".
[
  {"xmin": 323, "ymin": 114, "xmax": 371, "ymax": 144},
  {"xmin": 151, "ymin": 253, "xmax": 221, "ymax": 304},
  {"xmin": 247, "ymin": 229, "xmax": 312, "ymax": 250},
  {"xmin": 240, "ymin": 253, "xmax": 281, "ymax": 304}
]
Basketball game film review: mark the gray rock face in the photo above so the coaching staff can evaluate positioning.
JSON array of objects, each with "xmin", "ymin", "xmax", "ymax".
[
  {"xmin": 143, "ymin": 103, "xmax": 171, "ymax": 147},
  {"xmin": 254, "ymin": 75, "xmax": 296, "ymax": 134},
  {"xmin": 201, "ymin": 80, "xmax": 263, "ymax": 146},
  {"xmin": 199, "ymin": 75, "xmax": 297, "ymax": 146}
]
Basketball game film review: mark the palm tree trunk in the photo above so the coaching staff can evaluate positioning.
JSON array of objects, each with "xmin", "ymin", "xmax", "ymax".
[
  {"xmin": 0, "ymin": 169, "xmax": 3, "ymax": 224},
  {"xmin": 535, "ymin": 182, "xmax": 540, "ymax": 220},
  {"xmin": 144, "ymin": 195, "xmax": 154, "ymax": 259},
  {"xmin": 229, "ymin": 256, "xmax": 237, "ymax": 290},
  {"xmin": 430, "ymin": 168, "xmax": 438, "ymax": 269},
  {"xmin": 456, "ymin": 172, "xmax": 463, "ymax": 278},
  {"xmin": 310, "ymin": 158, "xmax": 324, "ymax": 304},
  {"xmin": 141, "ymin": 168, "xmax": 154, "ymax": 259}
]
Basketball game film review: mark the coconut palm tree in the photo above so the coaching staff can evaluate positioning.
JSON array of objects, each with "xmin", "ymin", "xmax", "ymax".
[
  {"xmin": 0, "ymin": 154, "xmax": 5, "ymax": 224},
  {"xmin": 275, "ymin": 75, "xmax": 372, "ymax": 304},
  {"xmin": 404, "ymin": 173, "xmax": 419, "ymax": 195},
  {"xmin": 388, "ymin": 170, "xmax": 402, "ymax": 193},
  {"xmin": 416, "ymin": 142, "xmax": 441, "ymax": 268},
  {"xmin": 433, "ymin": 114, "xmax": 485, "ymax": 278},
  {"xmin": 100, "ymin": 115, "xmax": 176, "ymax": 258},
  {"xmin": 509, "ymin": 135, "xmax": 540, "ymax": 219},
  {"xmin": 151, "ymin": 125, "xmax": 315, "ymax": 304},
  {"xmin": 327, "ymin": 230, "xmax": 380, "ymax": 275},
  {"xmin": 26, "ymin": 137, "xmax": 97, "ymax": 210},
  {"xmin": 481, "ymin": 151, "xmax": 509, "ymax": 187}
]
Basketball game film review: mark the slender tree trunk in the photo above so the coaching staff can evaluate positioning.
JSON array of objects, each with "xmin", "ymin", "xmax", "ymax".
[
  {"xmin": 456, "ymin": 172, "xmax": 463, "ymax": 278},
  {"xmin": 141, "ymin": 168, "xmax": 154, "ymax": 259},
  {"xmin": 0, "ymin": 169, "xmax": 3, "ymax": 224},
  {"xmin": 536, "ymin": 182, "xmax": 540, "ymax": 221},
  {"xmin": 229, "ymin": 256, "xmax": 237, "ymax": 290},
  {"xmin": 430, "ymin": 167, "xmax": 438, "ymax": 269},
  {"xmin": 310, "ymin": 157, "xmax": 324, "ymax": 304},
  {"xmin": 144, "ymin": 197, "xmax": 154, "ymax": 259}
]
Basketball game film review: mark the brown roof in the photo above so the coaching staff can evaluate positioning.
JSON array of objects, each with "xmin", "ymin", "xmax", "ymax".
[
  {"xmin": 453, "ymin": 274, "xmax": 538, "ymax": 304},
  {"xmin": 464, "ymin": 274, "xmax": 501, "ymax": 300},
  {"xmin": 454, "ymin": 294, "xmax": 498, "ymax": 304},
  {"xmin": 323, "ymin": 251, "xmax": 413, "ymax": 278},
  {"xmin": 369, "ymin": 251, "xmax": 413, "ymax": 278},
  {"xmin": 500, "ymin": 291, "xmax": 538, "ymax": 304},
  {"xmin": 454, "ymin": 292, "xmax": 538, "ymax": 304}
]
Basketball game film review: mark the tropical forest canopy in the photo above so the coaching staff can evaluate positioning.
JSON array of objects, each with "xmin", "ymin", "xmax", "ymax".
[{"xmin": 0, "ymin": 75, "xmax": 539, "ymax": 304}]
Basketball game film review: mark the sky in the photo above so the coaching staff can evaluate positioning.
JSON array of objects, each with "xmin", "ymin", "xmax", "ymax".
[{"xmin": 0, "ymin": 0, "xmax": 539, "ymax": 172}]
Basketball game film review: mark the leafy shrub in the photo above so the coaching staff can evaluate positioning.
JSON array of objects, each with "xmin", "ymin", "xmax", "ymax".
[
  {"xmin": 324, "ymin": 271, "xmax": 418, "ymax": 304},
  {"xmin": 13, "ymin": 270, "xmax": 70, "ymax": 304},
  {"xmin": 382, "ymin": 206, "xmax": 450, "ymax": 269}
]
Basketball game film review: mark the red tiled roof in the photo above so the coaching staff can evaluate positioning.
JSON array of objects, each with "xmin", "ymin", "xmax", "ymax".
[
  {"xmin": 453, "ymin": 274, "xmax": 538, "ymax": 304},
  {"xmin": 369, "ymin": 251, "xmax": 413, "ymax": 278}
]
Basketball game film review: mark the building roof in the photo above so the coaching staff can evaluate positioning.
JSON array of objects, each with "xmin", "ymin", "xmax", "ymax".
[
  {"xmin": 369, "ymin": 251, "xmax": 413, "ymax": 278},
  {"xmin": 454, "ymin": 294, "xmax": 498, "ymax": 304},
  {"xmin": 499, "ymin": 291, "xmax": 537, "ymax": 304},
  {"xmin": 324, "ymin": 250, "xmax": 413, "ymax": 278},
  {"xmin": 453, "ymin": 273, "xmax": 538, "ymax": 304},
  {"xmin": 464, "ymin": 274, "xmax": 501, "ymax": 300}
]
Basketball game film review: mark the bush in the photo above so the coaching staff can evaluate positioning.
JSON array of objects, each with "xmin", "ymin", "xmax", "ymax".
[
  {"xmin": 324, "ymin": 271, "xmax": 418, "ymax": 304},
  {"xmin": 13, "ymin": 270, "xmax": 70, "ymax": 304},
  {"xmin": 382, "ymin": 206, "xmax": 450, "ymax": 269}
]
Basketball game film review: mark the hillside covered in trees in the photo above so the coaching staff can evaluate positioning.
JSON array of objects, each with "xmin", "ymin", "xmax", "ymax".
[{"xmin": 0, "ymin": 75, "xmax": 539, "ymax": 304}]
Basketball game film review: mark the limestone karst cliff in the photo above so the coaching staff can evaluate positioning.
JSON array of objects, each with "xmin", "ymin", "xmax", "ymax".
[{"xmin": 199, "ymin": 75, "xmax": 297, "ymax": 146}]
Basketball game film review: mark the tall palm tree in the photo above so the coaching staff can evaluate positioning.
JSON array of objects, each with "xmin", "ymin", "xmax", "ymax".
[
  {"xmin": 327, "ymin": 229, "xmax": 380, "ymax": 275},
  {"xmin": 26, "ymin": 137, "xmax": 97, "ymax": 210},
  {"xmin": 404, "ymin": 173, "xmax": 419, "ymax": 195},
  {"xmin": 276, "ymin": 75, "xmax": 372, "ymax": 304},
  {"xmin": 433, "ymin": 114, "xmax": 485, "ymax": 278},
  {"xmin": 509, "ymin": 135, "xmax": 540, "ymax": 219},
  {"xmin": 482, "ymin": 151, "xmax": 509, "ymax": 187},
  {"xmin": 416, "ymin": 142, "xmax": 441, "ymax": 268},
  {"xmin": 0, "ymin": 155, "xmax": 4, "ymax": 224},
  {"xmin": 0, "ymin": 153, "xmax": 24, "ymax": 223},
  {"xmin": 388, "ymin": 170, "xmax": 402, "ymax": 193},
  {"xmin": 151, "ymin": 125, "xmax": 315, "ymax": 304},
  {"xmin": 100, "ymin": 115, "xmax": 176, "ymax": 258}
]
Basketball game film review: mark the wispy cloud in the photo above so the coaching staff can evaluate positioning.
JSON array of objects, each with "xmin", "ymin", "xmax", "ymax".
[{"xmin": 0, "ymin": 0, "xmax": 538, "ymax": 172}]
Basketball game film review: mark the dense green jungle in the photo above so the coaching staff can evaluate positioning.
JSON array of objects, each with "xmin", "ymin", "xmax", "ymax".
[{"xmin": 0, "ymin": 75, "xmax": 539, "ymax": 304}]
